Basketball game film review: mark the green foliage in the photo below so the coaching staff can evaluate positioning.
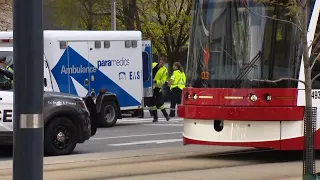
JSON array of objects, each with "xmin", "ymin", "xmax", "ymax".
[
  {"xmin": 253, "ymin": 0, "xmax": 300, "ymax": 19},
  {"xmin": 47, "ymin": 0, "xmax": 111, "ymax": 30},
  {"xmin": 48, "ymin": 0, "xmax": 192, "ymax": 65},
  {"xmin": 138, "ymin": 0, "xmax": 192, "ymax": 60}
]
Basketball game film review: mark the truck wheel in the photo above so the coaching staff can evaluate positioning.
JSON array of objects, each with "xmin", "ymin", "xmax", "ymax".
[
  {"xmin": 99, "ymin": 101, "xmax": 118, "ymax": 127},
  {"xmin": 44, "ymin": 117, "xmax": 78, "ymax": 156}
]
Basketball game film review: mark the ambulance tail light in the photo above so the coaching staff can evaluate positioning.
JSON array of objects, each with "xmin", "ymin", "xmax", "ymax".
[{"xmin": 1, "ymin": 39, "xmax": 10, "ymax": 43}]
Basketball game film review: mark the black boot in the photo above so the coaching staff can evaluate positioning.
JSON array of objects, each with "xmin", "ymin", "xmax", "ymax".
[
  {"xmin": 161, "ymin": 109, "xmax": 170, "ymax": 121},
  {"xmin": 170, "ymin": 110, "xmax": 175, "ymax": 117},
  {"xmin": 138, "ymin": 109, "xmax": 144, "ymax": 118},
  {"xmin": 152, "ymin": 110, "xmax": 158, "ymax": 122}
]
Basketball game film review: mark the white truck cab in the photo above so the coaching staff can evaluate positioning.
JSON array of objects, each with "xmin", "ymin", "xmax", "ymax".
[{"xmin": 0, "ymin": 30, "xmax": 153, "ymax": 127}]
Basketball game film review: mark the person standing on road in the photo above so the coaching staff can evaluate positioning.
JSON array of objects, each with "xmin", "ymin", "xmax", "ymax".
[
  {"xmin": 150, "ymin": 57, "xmax": 170, "ymax": 122},
  {"xmin": 167, "ymin": 62, "xmax": 186, "ymax": 117}
]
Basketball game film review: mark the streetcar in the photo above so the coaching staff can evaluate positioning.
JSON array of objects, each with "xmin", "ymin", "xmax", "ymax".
[{"xmin": 178, "ymin": 0, "xmax": 320, "ymax": 150}]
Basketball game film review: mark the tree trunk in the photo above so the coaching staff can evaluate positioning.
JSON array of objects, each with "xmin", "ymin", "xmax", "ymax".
[
  {"xmin": 301, "ymin": 0, "xmax": 312, "ymax": 117},
  {"xmin": 132, "ymin": 0, "xmax": 141, "ymax": 31},
  {"xmin": 301, "ymin": 0, "xmax": 316, "ymax": 176},
  {"xmin": 167, "ymin": 52, "xmax": 181, "ymax": 75},
  {"xmin": 0, "ymin": 0, "xmax": 13, "ymax": 31},
  {"xmin": 121, "ymin": 0, "xmax": 134, "ymax": 30}
]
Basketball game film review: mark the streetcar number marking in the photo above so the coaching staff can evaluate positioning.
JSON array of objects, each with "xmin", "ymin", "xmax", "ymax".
[
  {"xmin": 201, "ymin": 71, "xmax": 209, "ymax": 80},
  {"xmin": 312, "ymin": 91, "xmax": 320, "ymax": 99}
]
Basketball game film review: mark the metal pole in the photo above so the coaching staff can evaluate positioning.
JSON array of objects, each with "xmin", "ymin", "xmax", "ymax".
[
  {"xmin": 111, "ymin": 0, "xmax": 116, "ymax": 30},
  {"xmin": 12, "ymin": 0, "xmax": 44, "ymax": 178}
]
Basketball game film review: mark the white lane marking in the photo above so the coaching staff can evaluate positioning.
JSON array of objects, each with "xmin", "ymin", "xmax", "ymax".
[
  {"xmin": 119, "ymin": 118, "xmax": 183, "ymax": 123},
  {"xmin": 90, "ymin": 132, "xmax": 182, "ymax": 140},
  {"xmin": 108, "ymin": 139, "xmax": 182, "ymax": 146},
  {"xmin": 142, "ymin": 124, "xmax": 183, "ymax": 127}
]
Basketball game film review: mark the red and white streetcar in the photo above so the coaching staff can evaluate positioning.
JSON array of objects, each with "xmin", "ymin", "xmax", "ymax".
[{"xmin": 178, "ymin": 0, "xmax": 320, "ymax": 150}]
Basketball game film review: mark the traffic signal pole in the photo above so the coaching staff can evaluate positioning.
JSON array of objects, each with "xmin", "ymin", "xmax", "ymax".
[{"xmin": 12, "ymin": 0, "xmax": 44, "ymax": 179}]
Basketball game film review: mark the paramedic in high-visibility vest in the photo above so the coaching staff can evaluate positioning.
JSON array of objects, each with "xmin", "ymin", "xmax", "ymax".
[
  {"xmin": 150, "ymin": 57, "xmax": 170, "ymax": 122},
  {"xmin": 167, "ymin": 62, "xmax": 186, "ymax": 117}
]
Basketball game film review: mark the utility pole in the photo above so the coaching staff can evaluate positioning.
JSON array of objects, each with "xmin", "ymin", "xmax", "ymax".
[
  {"xmin": 12, "ymin": 0, "xmax": 44, "ymax": 179},
  {"xmin": 111, "ymin": 0, "xmax": 116, "ymax": 30}
]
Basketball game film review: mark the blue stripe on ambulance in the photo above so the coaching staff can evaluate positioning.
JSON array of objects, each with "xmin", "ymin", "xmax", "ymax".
[{"xmin": 51, "ymin": 46, "xmax": 140, "ymax": 107}]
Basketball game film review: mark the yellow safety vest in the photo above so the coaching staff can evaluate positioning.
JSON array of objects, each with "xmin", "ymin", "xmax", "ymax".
[
  {"xmin": 170, "ymin": 70, "xmax": 186, "ymax": 90},
  {"xmin": 5, "ymin": 66, "xmax": 13, "ymax": 88},
  {"xmin": 6, "ymin": 66, "xmax": 13, "ymax": 73},
  {"xmin": 152, "ymin": 62, "xmax": 168, "ymax": 89}
]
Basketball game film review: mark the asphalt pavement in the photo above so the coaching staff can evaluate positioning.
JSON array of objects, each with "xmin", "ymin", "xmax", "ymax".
[
  {"xmin": 0, "ymin": 109, "xmax": 183, "ymax": 160},
  {"xmin": 74, "ymin": 109, "xmax": 184, "ymax": 153}
]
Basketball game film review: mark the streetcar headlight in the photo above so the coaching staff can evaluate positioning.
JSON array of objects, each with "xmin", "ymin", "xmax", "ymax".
[
  {"xmin": 249, "ymin": 94, "xmax": 258, "ymax": 102},
  {"xmin": 193, "ymin": 93, "xmax": 198, "ymax": 100}
]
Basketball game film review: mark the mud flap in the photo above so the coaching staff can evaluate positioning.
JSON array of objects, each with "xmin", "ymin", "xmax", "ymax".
[{"xmin": 84, "ymin": 96, "xmax": 98, "ymax": 136}]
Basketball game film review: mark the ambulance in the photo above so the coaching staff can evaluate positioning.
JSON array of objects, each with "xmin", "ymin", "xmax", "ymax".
[{"xmin": 0, "ymin": 30, "xmax": 153, "ymax": 127}]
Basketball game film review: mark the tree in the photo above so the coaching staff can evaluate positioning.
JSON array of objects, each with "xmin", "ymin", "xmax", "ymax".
[
  {"xmin": 118, "ymin": 0, "xmax": 140, "ymax": 30},
  {"xmin": 137, "ymin": 0, "xmax": 192, "ymax": 72},
  {"xmin": 47, "ymin": 0, "xmax": 115, "ymax": 30},
  {"xmin": 0, "ymin": 0, "xmax": 12, "ymax": 31},
  {"xmin": 248, "ymin": 0, "xmax": 319, "ymax": 178}
]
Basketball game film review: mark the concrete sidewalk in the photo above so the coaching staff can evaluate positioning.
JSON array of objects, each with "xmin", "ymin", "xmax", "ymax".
[{"xmin": 0, "ymin": 146, "xmax": 315, "ymax": 180}]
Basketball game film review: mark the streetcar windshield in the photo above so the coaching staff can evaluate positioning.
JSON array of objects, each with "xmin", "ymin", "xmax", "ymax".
[{"xmin": 187, "ymin": 0, "xmax": 313, "ymax": 88}]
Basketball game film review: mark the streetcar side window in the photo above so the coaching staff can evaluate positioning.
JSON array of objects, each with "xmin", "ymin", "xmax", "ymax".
[{"xmin": 311, "ymin": 14, "xmax": 320, "ymax": 89}]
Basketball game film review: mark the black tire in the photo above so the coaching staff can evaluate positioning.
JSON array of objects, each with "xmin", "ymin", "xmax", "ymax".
[
  {"xmin": 44, "ymin": 117, "xmax": 78, "ymax": 156},
  {"xmin": 99, "ymin": 101, "xmax": 118, "ymax": 127}
]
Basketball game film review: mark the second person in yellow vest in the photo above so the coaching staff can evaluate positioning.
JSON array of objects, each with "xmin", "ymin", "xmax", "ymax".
[{"xmin": 168, "ymin": 62, "xmax": 186, "ymax": 117}]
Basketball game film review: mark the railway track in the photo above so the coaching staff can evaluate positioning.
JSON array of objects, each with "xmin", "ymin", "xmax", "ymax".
[{"xmin": 0, "ymin": 146, "xmax": 313, "ymax": 180}]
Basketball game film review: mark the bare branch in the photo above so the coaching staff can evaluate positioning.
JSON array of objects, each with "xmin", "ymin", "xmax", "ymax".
[
  {"xmin": 241, "ymin": 0, "xmax": 303, "ymax": 33},
  {"xmin": 250, "ymin": 78, "xmax": 305, "ymax": 85},
  {"xmin": 309, "ymin": 32, "xmax": 320, "ymax": 50},
  {"xmin": 296, "ymin": 0, "xmax": 303, "ymax": 7},
  {"xmin": 312, "ymin": 73, "xmax": 320, "ymax": 83},
  {"xmin": 83, "ymin": 2, "xmax": 110, "ymax": 16},
  {"xmin": 311, "ymin": 53, "xmax": 320, "ymax": 69}
]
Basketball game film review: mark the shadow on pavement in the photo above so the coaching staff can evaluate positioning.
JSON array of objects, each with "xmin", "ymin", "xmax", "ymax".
[
  {"xmin": 186, "ymin": 149, "xmax": 320, "ymax": 163},
  {"xmin": 0, "ymin": 145, "xmax": 88, "ymax": 158}
]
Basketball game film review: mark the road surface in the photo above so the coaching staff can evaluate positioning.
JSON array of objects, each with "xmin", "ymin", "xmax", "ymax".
[
  {"xmin": 0, "ymin": 110, "xmax": 184, "ymax": 159},
  {"xmin": 74, "ymin": 111, "xmax": 184, "ymax": 153}
]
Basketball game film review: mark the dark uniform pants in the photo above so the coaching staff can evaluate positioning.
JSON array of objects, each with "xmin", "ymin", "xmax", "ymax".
[
  {"xmin": 150, "ymin": 87, "xmax": 165, "ymax": 110},
  {"xmin": 150, "ymin": 87, "xmax": 170, "ymax": 120},
  {"xmin": 170, "ymin": 87, "xmax": 182, "ymax": 116}
]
